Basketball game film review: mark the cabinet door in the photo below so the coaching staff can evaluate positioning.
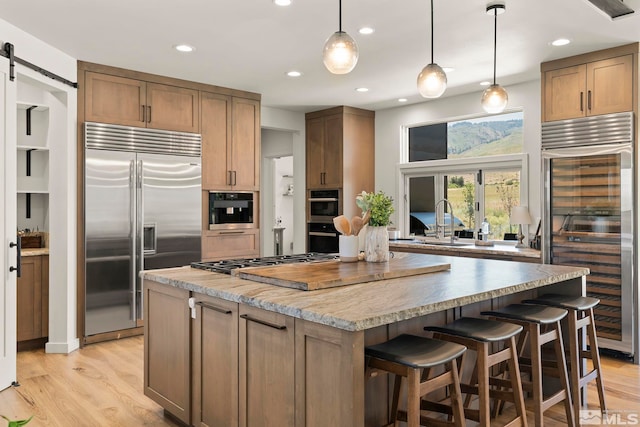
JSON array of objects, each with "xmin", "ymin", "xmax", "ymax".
[
  {"xmin": 201, "ymin": 92, "xmax": 232, "ymax": 189},
  {"xmin": 239, "ymin": 305, "xmax": 295, "ymax": 427},
  {"xmin": 201, "ymin": 229, "xmax": 260, "ymax": 261},
  {"xmin": 85, "ymin": 72, "xmax": 145, "ymax": 127},
  {"xmin": 16, "ymin": 256, "xmax": 42, "ymax": 342},
  {"xmin": 306, "ymin": 117, "xmax": 325, "ymax": 189},
  {"xmin": 543, "ymin": 65, "xmax": 586, "ymax": 122},
  {"xmin": 192, "ymin": 295, "xmax": 239, "ymax": 427},
  {"xmin": 587, "ymin": 55, "xmax": 634, "ymax": 116},
  {"xmin": 41, "ymin": 255, "xmax": 49, "ymax": 337},
  {"xmin": 144, "ymin": 280, "xmax": 191, "ymax": 424},
  {"xmin": 322, "ymin": 115, "xmax": 344, "ymax": 188},
  {"xmin": 146, "ymin": 83, "xmax": 199, "ymax": 133},
  {"xmin": 231, "ymin": 98, "xmax": 260, "ymax": 190}
]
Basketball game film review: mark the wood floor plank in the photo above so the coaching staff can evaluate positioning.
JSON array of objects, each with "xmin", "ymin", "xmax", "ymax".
[{"xmin": 0, "ymin": 336, "xmax": 639, "ymax": 426}]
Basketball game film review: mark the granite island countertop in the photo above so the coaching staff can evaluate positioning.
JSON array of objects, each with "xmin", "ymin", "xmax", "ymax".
[{"xmin": 142, "ymin": 255, "xmax": 587, "ymax": 332}]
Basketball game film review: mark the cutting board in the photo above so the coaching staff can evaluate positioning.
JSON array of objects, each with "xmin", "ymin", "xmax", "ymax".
[{"xmin": 232, "ymin": 252, "xmax": 451, "ymax": 291}]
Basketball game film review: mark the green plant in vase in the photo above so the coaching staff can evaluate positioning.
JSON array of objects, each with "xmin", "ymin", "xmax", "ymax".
[
  {"xmin": 1, "ymin": 415, "xmax": 33, "ymax": 427},
  {"xmin": 356, "ymin": 191, "xmax": 394, "ymax": 262}
]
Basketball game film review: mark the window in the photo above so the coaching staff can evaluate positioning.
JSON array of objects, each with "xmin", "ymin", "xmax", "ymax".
[
  {"xmin": 408, "ymin": 112, "xmax": 523, "ymax": 161},
  {"xmin": 400, "ymin": 111, "xmax": 527, "ymax": 241}
]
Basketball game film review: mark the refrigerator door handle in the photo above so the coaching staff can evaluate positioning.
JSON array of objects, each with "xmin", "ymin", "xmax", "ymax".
[
  {"xmin": 136, "ymin": 159, "xmax": 144, "ymax": 321},
  {"xmin": 129, "ymin": 160, "xmax": 137, "ymax": 322}
]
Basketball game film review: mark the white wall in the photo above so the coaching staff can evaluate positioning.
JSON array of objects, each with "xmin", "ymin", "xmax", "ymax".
[
  {"xmin": 374, "ymin": 80, "xmax": 542, "ymax": 227},
  {"xmin": 261, "ymin": 106, "xmax": 307, "ymax": 253},
  {"xmin": 1, "ymin": 18, "xmax": 79, "ymax": 353}
]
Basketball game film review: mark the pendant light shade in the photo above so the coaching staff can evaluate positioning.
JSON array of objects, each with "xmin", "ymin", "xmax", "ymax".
[
  {"xmin": 323, "ymin": 0, "xmax": 358, "ymax": 74},
  {"xmin": 417, "ymin": 0, "xmax": 447, "ymax": 98},
  {"xmin": 481, "ymin": 2, "xmax": 508, "ymax": 113}
]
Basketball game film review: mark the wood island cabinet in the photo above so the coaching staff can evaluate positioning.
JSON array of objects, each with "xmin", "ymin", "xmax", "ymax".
[
  {"xmin": 201, "ymin": 93, "xmax": 260, "ymax": 191},
  {"xmin": 542, "ymin": 45, "xmax": 636, "ymax": 122},
  {"xmin": 144, "ymin": 280, "xmax": 191, "ymax": 425},
  {"xmin": 17, "ymin": 254, "xmax": 49, "ymax": 343},
  {"xmin": 192, "ymin": 294, "xmax": 239, "ymax": 427},
  {"xmin": 239, "ymin": 305, "xmax": 295, "ymax": 427},
  {"xmin": 85, "ymin": 71, "xmax": 200, "ymax": 133},
  {"xmin": 305, "ymin": 106, "xmax": 374, "ymax": 219}
]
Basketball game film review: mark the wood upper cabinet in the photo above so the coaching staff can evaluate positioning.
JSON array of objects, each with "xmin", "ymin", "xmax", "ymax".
[
  {"xmin": 542, "ymin": 53, "xmax": 634, "ymax": 122},
  {"xmin": 239, "ymin": 305, "xmax": 295, "ymax": 427},
  {"xmin": 306, "ymin": 106, "xmax": 374, "ymax": 219},
  {"xmin": 144, "ymin": 280, "xmax": 191, "ymax": 425},
  {"xmin": 192, "ymin": 294, "xmax": 239, "ymax": 427},
  {"xmin": 85, "ymin": 71, "xmax": 199, "ymax": 132},
  {"xmin": 17, "ymin": 254, "xmax": 48, "ymax": 342},
  {"xmin": 201, "ymin": 94, "xmax": 260, "ymax": 191},
  {"xmin": 306, "ymin": 114, "xmax": 344, "ymax": 188}
]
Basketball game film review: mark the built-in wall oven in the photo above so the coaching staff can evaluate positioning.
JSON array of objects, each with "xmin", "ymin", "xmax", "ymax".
[
  {"xmin": 209, "ymin": 191, "xmax": 256, "ymax": 229},
  {"xmin": 307, "ymin": 189, "xmax": 341, "ymax": 252}
]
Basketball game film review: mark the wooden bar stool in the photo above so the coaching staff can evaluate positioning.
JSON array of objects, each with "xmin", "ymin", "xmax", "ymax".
[
  {"xmin": 425, "ymin": 317, "xmax": 528, "ymax": 427},
  {"xmin": 522, "ymin": 294, "xmax": 606, "ymax": 418},
  {"xmin": 365, "ymin": 334, "xmax": 467, "ymax": 427},
  {"xmin": 482, "ymin": 304, "xmax": 576, "ymax": 427}
]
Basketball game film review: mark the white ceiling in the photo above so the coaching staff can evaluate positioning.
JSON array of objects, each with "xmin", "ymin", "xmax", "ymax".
[{"xmin": 2, "ymin": 0, "xmax": 640, "ymax": 112}]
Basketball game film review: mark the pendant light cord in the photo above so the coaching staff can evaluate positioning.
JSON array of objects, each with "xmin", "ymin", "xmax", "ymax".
[
  {"xmin": 492, "ymin": 7, "xmax": 497, "ymax": 85},
  {"xmin": 430, "ymin": 0, "xmax": 434, "ymax": 64},
  {"xmin": 339, "ymin": 0, "xmax": 343, "ymax": 32}
]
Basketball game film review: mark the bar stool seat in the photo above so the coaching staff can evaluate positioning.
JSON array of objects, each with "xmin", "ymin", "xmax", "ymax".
[
  {"xmin": 426, "ymin": 318, "xmax": 528, "ymax": 427},
  {"xmin": 523, "ymin": 294, "xmax": 607, "ymax": 418},
  {"xmin": 366, "ymin": 334, "xmax": 467, "ymax": 427},
  {"xmin": 483, "ymin": 304, "xmax": 576, "ymax": 427}
]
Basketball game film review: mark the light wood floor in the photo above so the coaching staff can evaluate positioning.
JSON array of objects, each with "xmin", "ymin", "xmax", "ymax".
[{"xmin": 0, "ymin": 336, "xmax": 639, "ymax": 426}]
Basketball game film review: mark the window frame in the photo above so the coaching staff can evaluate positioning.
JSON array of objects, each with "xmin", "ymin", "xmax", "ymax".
[{"xmin": 397, "ymin": 153, "xmax": 529, "ymax": 238}]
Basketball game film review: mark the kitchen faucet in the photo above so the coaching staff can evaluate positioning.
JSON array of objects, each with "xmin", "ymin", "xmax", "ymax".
[{"xmin": 434, "ymin": 198, "xmax": 455, "ymax": 244}]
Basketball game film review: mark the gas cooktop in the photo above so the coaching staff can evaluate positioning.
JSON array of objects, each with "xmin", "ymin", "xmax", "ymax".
[{"xmin": 191, "ymin": 253, "xmax": 338, "ymax": 275}]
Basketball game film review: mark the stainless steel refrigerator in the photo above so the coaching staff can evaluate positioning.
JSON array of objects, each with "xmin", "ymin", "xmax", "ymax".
[
  {"xmin": 84, "ymin": 122, "xmax": 201, "ymax": 336},
  {"xmin": 542, "ymin": 112, "xmax": 636, "ymax": 358}
]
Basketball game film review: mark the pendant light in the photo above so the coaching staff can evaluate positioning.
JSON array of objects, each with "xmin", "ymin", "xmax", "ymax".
[
  {"xmin": 417, "ymin": 0, "xmax": 447, "ymax": 98},
  {"xmin": 323, "ymin": 0, "xmax": 359, "ymax": 74},
  {"xmin": 481, "ymin": 2, "xmax": 508, "ymax": 113}
]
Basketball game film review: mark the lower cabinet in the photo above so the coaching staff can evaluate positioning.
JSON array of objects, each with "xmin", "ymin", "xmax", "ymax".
[
  {"xmin": 192, "ymin": 294, "xmax": 239, "ymax": 427},
  {"xmin": 145, "ymin": 280, "xmax": 364, "ymax": 426},
  {"xmin": 144, "ymin": 280, "xmax": 191, "ymax": 424},
  {"xmin": 17, "ymin": 254, "xmax": 49, "ymax": 343},
  {"xmin": 239, "ymin": 305, "xmax": 295, "ymax": 427}
]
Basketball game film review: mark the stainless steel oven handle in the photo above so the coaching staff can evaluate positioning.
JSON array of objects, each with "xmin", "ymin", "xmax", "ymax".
[
  {"xmin": 308, "ymin": 198, "xmax": 339, "ymax": 202},
  {"xmin": 309, "ymin": 232, "xmax": 338, "ymax": 237}
]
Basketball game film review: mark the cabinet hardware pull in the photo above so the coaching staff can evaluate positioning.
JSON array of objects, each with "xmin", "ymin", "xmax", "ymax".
[
  {"xmin": 196, "ymin": 301, "xmax": 233, "ymax": 315},
  {"xmin": 141, "ymin": 105, "xmax": 146, "ymax": 122},
  {"xmin": 228, "ymin": 170, "xmax": 233, "ymax": 186},
  {"xmin": 580, "ymin": 92, "xmax": 584, "ymax": 112},
  {"xmin": 587, "ymin": 90, "xmax": 592, "ymax": 111},
  {"xmin": 240, "ymin": 314, "xmax": 286, "ymax": 330},
  {"xmin": 232, "ymin": 170, "xmax": 237, "ymax": 186},
  {"xmin": 219, "ymin": 230, "xmax": 245, "ymax": 235},
  {"xmin": 9, "ymin": 239, "xmax": 21, "ymax": 278},
  {"xmin": 147, "ymin": 106, "xmax": 151, "ymax": 123}
]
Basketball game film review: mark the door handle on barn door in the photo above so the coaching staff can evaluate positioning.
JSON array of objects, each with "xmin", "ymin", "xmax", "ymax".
[{"xmin": 9, "ymin": 238, "xmax": 21, "ymax": 277}]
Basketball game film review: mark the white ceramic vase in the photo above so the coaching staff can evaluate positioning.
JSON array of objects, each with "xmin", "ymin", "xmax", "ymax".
[{"xmin": 364, "ymin": 226, "xmax": 389, "ymax": 262}]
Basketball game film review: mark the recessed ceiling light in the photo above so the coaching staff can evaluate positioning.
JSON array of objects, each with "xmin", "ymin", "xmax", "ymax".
[
  {"xmin": 286, "ymin": 70, "xmax": 302, "ymax": 77},
  {"xmin": 355, "ymin": 87, "xmax": 369, "ymax": 92},
  {"xmin": 442, "ymin": 67, "xmax": 455, "ymax": 73},
  {"xmin": 551, "ymin": 38, "xmax": 571, "ymax": 46},
  {"xmin": 398, "ymin": 98, "xmax": 408, "ymax": 103},
  {"xmin": 274, "ymin": 0, "xmax": 291, "ymax": 5},
  {"xmin": 174, "ymin": 44, "xmax": 195, "ymax": 53},
  {"xmin": 359, "ymin": 27, "xmax": 375, "ymax": 35}
]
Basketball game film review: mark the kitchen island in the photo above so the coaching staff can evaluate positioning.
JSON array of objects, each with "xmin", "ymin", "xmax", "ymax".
[{"xmin": 141, "ymin": 254, "xmax": 587, "ymax": 427}]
